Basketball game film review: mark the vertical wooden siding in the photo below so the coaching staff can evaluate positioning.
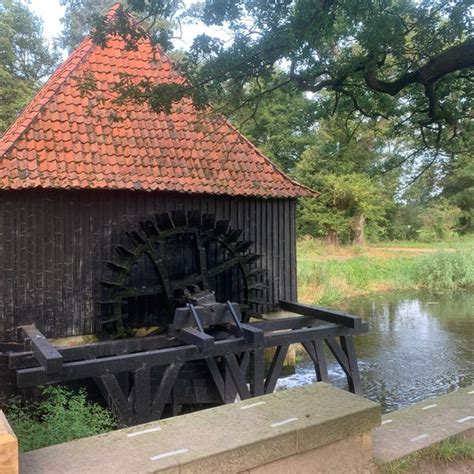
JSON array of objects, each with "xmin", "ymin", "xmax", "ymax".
[{"xmin": 0, "ymin": 189, "xmax": 297, "ymax": 340}]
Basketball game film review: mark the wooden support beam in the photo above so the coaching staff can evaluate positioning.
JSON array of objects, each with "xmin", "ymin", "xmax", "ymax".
[
  {"xmin": 340, "ymin": 336, "xmax": 362, "ymax": 395},
  {"xmin": 205, "ymin": 358, "xmax": 226, "ymax": 402},
  {"xmin": 250, "ymin": 349, "xmax": 264, "ymax": 397},
  {"xmin": 224, "ymin": 354, "xmax": 251, "ymax": 400},
  {"xmin": 131, "ymin": 367, "xmax": 151, "ymax": 424},
  {"xmin": 279, "ymin": 300, "xmax": 368, "ymax": 330},
  {"xmin": 313, "ymin": 340, "xmax": 329, "ymax": 383},
  {"xmin": 302, "ymin": 340, "xmax": 329, "ymax": 383},
  {"xmin": 151, "ymin": 363, "xmax": 183, "ymax": 419},
  {"xmin": 251, "ymin": 316, "xmax": 315, "ymax": 332},
  {"xmin": 21, "ymin": 326, "xmax": 63, "ymax": 374},
  {"xmin": 174, "ymin": 328, "xmax": 214, "ymax": 351},
  {"xmin": 262, "ymin": 323, "xmax": 352, "ymax": 346},
  {"xmin": 16, "ymin": 324, "xmax": 360, "ymax": 387},
  {"xmin": 264, "ymin": 345, "xmax": 289, "ymax": 394},
  {"xmin": 325, "ymin": 336, "xmax": 362, "ymax": 395},
  {"xmin": 240, "ymin": 324, "xmax": 264, "ymax": 345},
  {"xmin": 9, "ymin": 334, "xmax": 177, "ymax": 370},
  {"xmin": 94, "ymin": 374, "xmax": 133, "ymax": 426}
]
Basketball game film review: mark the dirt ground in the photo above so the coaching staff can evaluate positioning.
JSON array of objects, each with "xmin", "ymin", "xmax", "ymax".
[{"xmin": 305, "ymin": 245, "xmax": 445, "ymax": 262}]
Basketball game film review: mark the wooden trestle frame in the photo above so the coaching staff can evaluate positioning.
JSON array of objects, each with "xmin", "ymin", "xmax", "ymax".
[{"xmin": 7, "ymin": 300, "xmax": 367, "ymax": 426}]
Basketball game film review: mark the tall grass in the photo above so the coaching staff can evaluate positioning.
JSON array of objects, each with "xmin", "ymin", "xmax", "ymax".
[
  {"xmin": 414, "ymin": 247, "xmax": 474, "ymax": 291},
  {"xmin": 297, "ymin": 241, "xmax": 474, "ymax": 306}
]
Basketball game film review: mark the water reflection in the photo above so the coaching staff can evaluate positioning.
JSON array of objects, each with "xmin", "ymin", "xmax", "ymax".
[{"xmin": 277, "ymin": 291, "xmax": 473, "ymax": 413}]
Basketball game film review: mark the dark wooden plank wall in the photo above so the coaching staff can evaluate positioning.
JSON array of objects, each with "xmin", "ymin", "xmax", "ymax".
[{"xmin": 0, "ymin": 189, "xmax": 297, "ymax": 340}]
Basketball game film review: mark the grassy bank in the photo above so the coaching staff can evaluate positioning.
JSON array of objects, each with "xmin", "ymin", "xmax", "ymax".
[
  {"xmin": 379, "ymin": 436, "xmax": 474, "ymax": 474},
  {"xmin": 297, "ymin": 238, "xmax": 474, "ymax": 307}
]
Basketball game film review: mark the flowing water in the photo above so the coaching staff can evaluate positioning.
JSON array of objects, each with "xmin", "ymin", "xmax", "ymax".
[{"xmin": 276, "ymin": 291, "xmax": 474, "ymax": 413}]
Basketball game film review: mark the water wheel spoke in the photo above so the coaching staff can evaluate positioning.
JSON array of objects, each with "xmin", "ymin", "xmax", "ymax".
[
  {"xmin": 140, "ymin": 220, "xmax": 159, "ymax": 237},
  {"xmin": 225, "ymin": 229, "xmax": 243, "ymax": 243},
  {"xmin": 115, "ymin": 284, "xmax": 165, "ymax": 298},
  {"xmin": 155, "ymin": 212, "xmax": 175, "ymax": 231},
  {"xmin": 202, "ymin": 213, "xmax": 216, "ymax": 230},
  {"xmin": 104, "ymin": 261, "xmax": 130, "ymax": 273},
  {"xmin": 127, "ymin": 231, "xmax": 146, "ymax": 246},
  {"xmin": 234, "ymin": 240, "xmax": 253, "ymax": 253},
  {"xmin": 207, "ymin": 256, "xmax": 243, "ymax": 277},
  {"xmin": 214, "ymin": 219, "xmax": 230, "ymax": 235}
]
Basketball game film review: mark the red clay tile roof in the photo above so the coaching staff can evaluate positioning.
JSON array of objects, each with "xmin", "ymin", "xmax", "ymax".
[{"xmin": 0, "ymin": 6, "xmax": 315, "ymax": 198}]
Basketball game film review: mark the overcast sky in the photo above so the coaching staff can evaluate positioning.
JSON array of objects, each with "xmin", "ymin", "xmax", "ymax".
[{"xmin": 27, "ymin": 0, "xmax": 230, "ymax": 51}]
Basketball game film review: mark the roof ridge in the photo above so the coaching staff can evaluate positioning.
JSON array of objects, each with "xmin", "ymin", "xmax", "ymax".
[{"xmin": 0, "ymin": 36, "xmax": 95, "ymax": 158}]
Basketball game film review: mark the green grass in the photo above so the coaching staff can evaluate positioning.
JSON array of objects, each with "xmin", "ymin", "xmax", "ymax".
[
  {"xmin": 379, "ymin": 436, "xmax": 474, "ymax": 473},
  {"xmin": 297, "ymin": 239, "xmax": 474, "ymax": 306},
  {"xmin": 5, "ymin": 386, "xmax": 117, "ymax": 452},
  {"xmin": 374, "ymin": 235, "xmax": 474, "ymax": 249},
  {"xmin": 414, "ymin": 248, "xmax": 474, "ymax": 291}
]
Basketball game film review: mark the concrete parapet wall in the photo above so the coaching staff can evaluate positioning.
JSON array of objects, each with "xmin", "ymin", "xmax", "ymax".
[
  {"xmin": 20, "ymin": 383, "xmax": 380, "ymax": 473},
  {"xmin": 0, "ymin": 410, "xmax": 18, "ymax": 474},
  {"xmin": 374, "ymin": 385, "xmax": 474, "ymax": 463}
]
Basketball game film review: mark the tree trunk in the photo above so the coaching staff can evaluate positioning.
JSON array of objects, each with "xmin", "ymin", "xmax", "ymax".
[
  {"xmin": 325, "ymin": 229, "xmax": 339, "ymax": 246},
  {"xmin": 352, "ymin": 215, "xmax": 365, "ymax": 246}
]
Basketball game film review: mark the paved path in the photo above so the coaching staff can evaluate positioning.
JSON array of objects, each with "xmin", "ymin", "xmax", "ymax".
[{"xmin": 373, "ymin": 385, "xmax": 474, "ymax": 462}]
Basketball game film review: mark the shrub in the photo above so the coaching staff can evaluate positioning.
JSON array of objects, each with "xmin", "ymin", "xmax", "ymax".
[{"xmin": 5, "ymin": 385, "xmax": 117, "ymax": 452}]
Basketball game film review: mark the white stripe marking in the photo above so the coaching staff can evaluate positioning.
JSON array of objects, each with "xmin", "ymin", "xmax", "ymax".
[
  {"xmin": 468, "ymin": 390, "xmax": 474, "ymax": 394},
  {"xmin": 150, "ymin": 448, "xmax": 188, "ymax": 462},
  {"xmin": 381, "ymin": 419, "xmax": 393, "ymax": 425},
  {"xmin": 456, "ymin": 416, "xmax": 474, "ymax": 423},
  {"xmin": 271, "ymin": 417, "xmax": 298, "ymax": 428},
  {"xmin": 410, "ymin": 434, "xmax": 429, "ymax": 443},
  {"xmin": 422, "ymin": 404, "xmax": 437, "ymax": 410},
  {"xmin": 127, "ymin": 426, "xmax": 162, "ymax": 437},
  {"xmin": 240, "ymin": 401, "xmax": 266, "ymax": 410}
]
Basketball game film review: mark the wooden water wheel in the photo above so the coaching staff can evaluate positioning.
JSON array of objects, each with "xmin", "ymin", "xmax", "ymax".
[{"xmin": 99, "ymin": 210, "xmax": 267, "ymax": 338}]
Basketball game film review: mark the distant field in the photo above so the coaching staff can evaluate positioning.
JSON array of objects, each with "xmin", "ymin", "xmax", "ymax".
[{"xmin": 296, "ymin": 237, "xmax": 474, "ymax": 307}]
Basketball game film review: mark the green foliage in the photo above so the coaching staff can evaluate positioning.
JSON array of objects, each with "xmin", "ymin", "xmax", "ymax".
[
  {"xmin": 414, "ymin": 247, "xmax": 474, "ymax": 291},
  {"xmin": 441, "ymin": 152, "xmax": 474, "ymax": 233},
  {"xmin": 297, "ymin": 172, "xmax": 390, "ymax": 240},
  {"xmin": 231, "ymin": 74, "xmax": 317, "ymax": 172},
  {"xmin": 59, "ymin": 0, "xmax": 178, "ymax": 53},
  {"xmin": 5, "ymin": 386, "xmax": 117, "ymax": 452},
  {"xmin": 59, "ymin": 0, "xmax": 118, "ymax": 52},
  {"xmin": 294, "ymin": 117, "xmax": 394, "ymax": 242},
  {"xmin": 0, "ymin": 0, "xmax": 59, "ymax": 133},
  {"xmin": 416, "ymin": 200, "xmax": 463, "ymax": 242},
  {"xmin": 92, "ymin": 1, "xmax": 474, "ymax": 161},
  {"xmin": 298, "ymin": 253, "xmax": 416, "ymax": 306},
  {"xmin": 297, "ymin": 238, "xmax": 474, "ymax": 306}
]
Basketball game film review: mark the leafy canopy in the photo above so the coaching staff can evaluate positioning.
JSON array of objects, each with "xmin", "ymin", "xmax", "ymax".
[
  {"xmin": 0, "ymin": 0, "xmax": 59, "ymax": 133},
  {"xmin": 294, "ymin": 115, "xmax": 395, "ymax": 241},
  {"xmin": 88, "ymin": 0, "xmax": 473, "ymax": 162}
]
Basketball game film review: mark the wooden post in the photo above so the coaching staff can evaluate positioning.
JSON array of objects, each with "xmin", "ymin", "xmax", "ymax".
[{"xmin": 0, "ymin": 410, "xmax": 18, "ymax": 474}]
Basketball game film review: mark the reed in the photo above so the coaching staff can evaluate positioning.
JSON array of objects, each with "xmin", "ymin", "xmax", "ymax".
[{"xmin": 297, "ymin": 239, "xmax": 474, "ymax": 306}]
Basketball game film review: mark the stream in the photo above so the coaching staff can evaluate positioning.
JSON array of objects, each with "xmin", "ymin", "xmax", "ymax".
[{"xmin": 276, "ymin": 290, "xmax": 474, "ymax": 413}]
